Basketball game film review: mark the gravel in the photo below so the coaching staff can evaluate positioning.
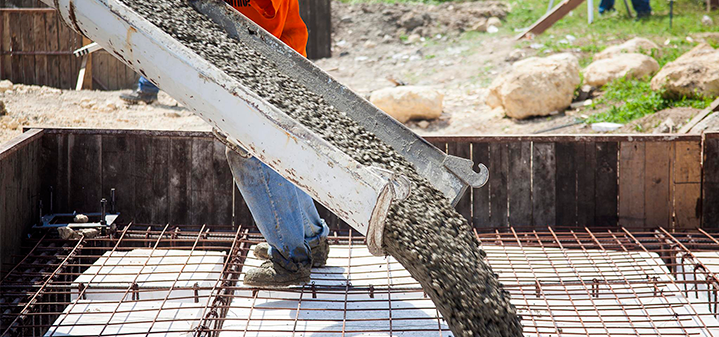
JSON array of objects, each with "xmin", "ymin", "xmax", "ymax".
[{"xmin": 118, "ymin": 0, "xmax": 523, "ymax": 335}]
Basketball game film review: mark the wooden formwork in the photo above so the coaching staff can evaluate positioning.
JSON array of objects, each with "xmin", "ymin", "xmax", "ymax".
[
  {"xmin": 0, "ymin": 0, "xmax": 331, "ymax": 90},
  {"xmin": 1, "ymin": 128, "xmax": 718, "ymax": 276}
]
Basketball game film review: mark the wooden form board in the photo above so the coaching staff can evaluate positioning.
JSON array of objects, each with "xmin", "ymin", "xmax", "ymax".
[
  {"xmin": 297, "ymin": 0, "xmax": 332, "ymax": 60},
  {"xmin": 0, "ymin": 9, "xmax": 138, "ymax": 90},
  {"xmin": 0, "ymin": 129, "xmax": 43, "ymax": 277},
  {"xmin": 1, "ymin": 130, "xmax": 714, "ymax": 251},
  {"xmin": 39, "ymin": 130, "xmax": 237, "ymax": 228}
]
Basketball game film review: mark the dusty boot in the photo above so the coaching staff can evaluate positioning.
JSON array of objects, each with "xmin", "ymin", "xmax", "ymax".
[
  {"xmin": 254, "ymin": 238, "xmax": 330, "ymax": 267},
  {"xmin": 120, "ymin": 90, "xmax": 157, "ymax": 104},
  {"xmin": 243, "ymin": 261, "xmax": 310, "ymax": 287}
]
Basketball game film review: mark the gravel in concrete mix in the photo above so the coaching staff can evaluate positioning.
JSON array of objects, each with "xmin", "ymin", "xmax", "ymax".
[{"xmin": 118, "ymin": 0, "xmax": 523, "ymax": 335}]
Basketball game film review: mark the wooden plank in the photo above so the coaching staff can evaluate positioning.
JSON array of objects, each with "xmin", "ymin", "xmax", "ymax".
[
  {"xmin": 94, "ymin": 51, "xmax": 108, "ymax": 92},
  {"xmin": 594, "ymin": 142, "xmax": 618, "ymax": 227},
  {"xmin": 472, "ymin": 142, "xmax": 490, "ymax": 228},
  {"xmin": 703, "ymin": 136, "xmax": 719, "ymax": 229},
  {"xmin": 447, "ymin": 141, "xmax": 472, "ymax": 224},
  {"xmin": 76, "ymin": 36, "xmax": 92, "ymax": 90},
  {"xmin": 67, "ymin": 134, "xmax": 102, "ymax": 212},
  {"xmin": 515, "ymin": 0, "xmax": 586, "ymax": 40},
  {"xmin": 555, "ymin": 142, "xmax": 578, "ymax": 228},
  {"xmin": 56, "ymin": 19, "xmax": 72, "ymax": 89},
  {"xmin": 0, "ymin": 153, "xmax": 17, "ymax": 274},
  {"xmin": 20, "ymin": 11, "xmax": 35, "ymax": 84},
  {"xmin": 0, "ymin": 157, "xmax": 5, "ymax": 276},
  {"xmin": 679, "ymin": 97, "xmax": 719, "ymax": 133},
  {"xmin": 508, "ymin": 142, "xmax": 532, "ymax": 227},
  {"xmin": 45, "ymin": 11, "xmax": 60, "ymax": 88},
  {"xmin": 618, "ymin": 142, "xmax": 645, "ymax": 230},
  {"xmin": 40, "ymin": 132, "xmax": 69, "ymax": 212},
  {"xmin": 532, "ymin": 142, "xmax": 556, "ymax": 227},
  {"xmin": 643, "ymin": 142, "xmax": 672, "ymax": 229},
  {"xmin": 1, "ymin": 12, "xmax": 11, "ymax": 81},
  {"xmin": 33, "ymin": 11, "xmax": 47, "ymax": 86},
  {"xmin": 151, "ymin": 137, "xmax": 170, "ymax": 224},
  {"xmin": 212, "ymin": 140, "xmax": 233, "ymax": 228},
  {"xmin": 576, "ymin": 142, "xmax": 596, "ymax": 228},
  {"xmin": 9, "ymin": 12, "xmax": 21, "ymax": 84},
  {"xmin": 232, "ymin": 184, "xmax": 252, "ymax": 230},
  {"xmin": 190, "ymin": 138, "xmax": 214, "ymax": 226},
  {"xmin": 168, "ymin": 137, "xmax": 192, "ymax": 225},
  {"xmin": 673, "ymin": 140, "xmax": 702, "ymax": 230},
  {"xmin": 106, "ymin": 52, "xmax": 119, "ymax": 90},
  {"xmin": 101, "ymin": 134, "xmax": 136, "ymax": 223},
  {"xmin": 488, "ymin": 143, "xmax": 508, "ymax": 228}
]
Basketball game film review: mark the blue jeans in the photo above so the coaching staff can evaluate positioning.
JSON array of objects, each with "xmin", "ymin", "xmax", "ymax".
[
  {"xmin": 226, "ymin": 148, "xmax": 329, "ymax": 271},
  {"xmin": 138, "ymin": 76, "xmax": 159, "ymax": 94},
  {"xmin": 599, "ymin": 0, "xmax": 651, "ymax": 15}
]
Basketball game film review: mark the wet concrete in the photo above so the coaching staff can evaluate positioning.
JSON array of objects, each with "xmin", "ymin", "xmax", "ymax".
[{"xmin": 119, "ymin": 0, "xmax": 523, "ymax": 335}]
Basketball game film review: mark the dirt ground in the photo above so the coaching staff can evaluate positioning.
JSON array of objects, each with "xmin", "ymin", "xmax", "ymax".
[{"xmin": 0, "ymin": 1, "xmax": 712, "ymax": 146}]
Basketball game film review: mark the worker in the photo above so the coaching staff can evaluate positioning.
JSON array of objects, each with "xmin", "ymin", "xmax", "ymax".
[
  {"xmin": 599, "ymin": 0, "xmax": 651, "ymax": 18},
  {"xmin": 126, "ymin": 0, "xmax": 330, "ymax": 286}
]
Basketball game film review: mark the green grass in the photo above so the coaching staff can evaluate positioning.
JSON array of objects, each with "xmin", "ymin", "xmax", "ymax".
[{"xmin": 586, "ymin": 77, "xmax": 713, "ymax": 123}]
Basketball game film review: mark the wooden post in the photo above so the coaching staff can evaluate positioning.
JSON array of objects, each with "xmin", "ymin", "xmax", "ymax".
[{"xmin": 75, "ymin": 36, "xmax": 92, "ymax": 90}]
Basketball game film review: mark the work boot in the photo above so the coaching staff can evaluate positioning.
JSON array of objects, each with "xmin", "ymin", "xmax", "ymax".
[
  {"xmin": 119, "ymin": 90, "xmax": 157, "ymax": 104},
  {"xmin": 253, "ymin": 237, "xmax": 330, "ymax": 267},
  {"xmin": 243, "ymin": 261, "xmax": 311, "ymax": 287}
]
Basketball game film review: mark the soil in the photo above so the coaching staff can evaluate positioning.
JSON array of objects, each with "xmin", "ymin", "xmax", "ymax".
[{"xmin": 116, "ymin": 0, "xmax": 522, "ymax": 335}]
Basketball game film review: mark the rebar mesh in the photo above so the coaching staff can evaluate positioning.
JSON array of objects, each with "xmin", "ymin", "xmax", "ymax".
[{"xmin": 2, "ymin": 225, "xmax": 719, "ymax": 337}]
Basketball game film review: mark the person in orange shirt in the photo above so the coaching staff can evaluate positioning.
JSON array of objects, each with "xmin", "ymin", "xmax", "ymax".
[
  {"xmin": 123, "ymin": 0, "xmax": 330, "ymax": 287},
  {"xmin": 223, "ymin": 0, "xmax": 331, "ymax": 287}
]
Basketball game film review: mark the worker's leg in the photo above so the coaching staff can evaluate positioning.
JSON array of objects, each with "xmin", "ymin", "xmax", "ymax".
[
  {"xmin": 598, "ymin": 0, "xmax": 615, "ymax": 13},
  {"xmin": 630, "ymin": 0, "xmax": 651, "ymax": 17},
  {"xmin": 120, "ymin": 76, "xmax": 158, "ymax": 104},
  {"xmin": 226, "ymin": 147, "xmax": 326, "ymax": 273},
  {"xmin": 138, "ymin": 76, "xmax": 159, "ymax": 95}
]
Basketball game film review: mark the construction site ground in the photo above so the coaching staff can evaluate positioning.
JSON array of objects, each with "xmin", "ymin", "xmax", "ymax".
[{"xmin": 1, "ymin": 0, "xmax": 718, "ymax": 145}]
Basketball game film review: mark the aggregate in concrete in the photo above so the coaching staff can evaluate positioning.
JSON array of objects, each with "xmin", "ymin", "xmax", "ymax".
[{"xmin": 118, "ymin": 1, "xmax": 524, "ymax": 335}]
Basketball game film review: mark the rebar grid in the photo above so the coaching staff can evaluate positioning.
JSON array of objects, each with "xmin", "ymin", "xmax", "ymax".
[{"xmin": 2, "ymin": 226, "xmax": 719, "ymax": 336}]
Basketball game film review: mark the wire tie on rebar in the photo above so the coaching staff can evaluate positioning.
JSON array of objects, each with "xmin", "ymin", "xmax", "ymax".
[
  {"xmin": 131, "ymin": 282, "xmax": 139, "ymax": 301},
  {"xmin": 535, "ymin": 280, "xmax": 542, "ymax": 298},
  {"xmin": 592, "ymin": 278, "xmax": 599, "ymax": 298},
  {"xmin": 78, "ymin": 282, "xmax": 86, "ymax": 300},
  {"xmin": 193, "ymin": 282, "xmax": 200, "ymax": 303},
  {"xmin": 369, "ymin": 284, "xmax": 375, "ymax": 298},
  {"xmin": 311, "ymin": 281, "xmax": 317, "ymax": 299}
]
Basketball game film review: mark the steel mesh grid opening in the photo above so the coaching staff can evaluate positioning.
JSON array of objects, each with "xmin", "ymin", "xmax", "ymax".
[{"xmin": 2, "ymin": 225, "xmax": 719, "ymax": 336}]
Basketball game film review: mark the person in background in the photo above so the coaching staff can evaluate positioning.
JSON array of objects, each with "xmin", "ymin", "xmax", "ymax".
[
  {"xmin": 599, "ymin": 0, "xmax": 651, "ymax": 18},
  {"xmin": 123, "ymin": 0, "xmax": 330, "ymax": 287}
]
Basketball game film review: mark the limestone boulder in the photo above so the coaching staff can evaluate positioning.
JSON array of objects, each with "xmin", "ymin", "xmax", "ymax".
[
  {"xmin": 486, "ymin": 53, "xmax": 580, "ymax": 119},
  {"xmin": 0, "ymin": 80, "xmax": 13, "ymax": 93},
  {"xmin": 650, "ymin": 43, "xmax": 719, "ymax": 98},
  {"xmin": 369, "ymin": 86, "xmax": 444, "ymax": 123},
  {"xmin": 594, "ymin": 37, "xmax": 661, "ymax": 61},
  {"xmin": 583, "ymin": 53, "xmax": 659, "ymax": 87}
]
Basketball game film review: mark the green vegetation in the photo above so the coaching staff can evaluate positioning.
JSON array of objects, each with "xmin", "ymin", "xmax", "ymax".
[
  {"xmin": 503, "ymin": 0, "xmax": 717, "ymax": 124},
  {"xmin": 587, "ymin": 77, "xmax": 712, "ymax": 123}
]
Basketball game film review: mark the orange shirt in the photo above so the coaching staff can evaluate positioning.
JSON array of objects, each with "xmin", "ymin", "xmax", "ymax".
[{"xmin": 225, "ymin": 0, "xmax": 309, "ymax": 57}]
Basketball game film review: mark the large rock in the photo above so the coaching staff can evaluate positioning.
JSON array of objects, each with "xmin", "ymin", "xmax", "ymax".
[
  {"xmin": 0, "ymin": 80, "xmax": 13, "ymax": 93},
  {"xmin": 594, "ymin": 37, "xmax": 661, "ymax": 61},
  {"xmin": 650, "ymin": 43, "xmax": 719, "ymax": 98},
  {"xmin": 369, "ymin": 86, "xmax": 444, "ymax": 123},
  {"xmin": 486, "ymin": 53, "xmax": 580, "ymax": 119},
  {"xmin": 584, "ymin": 53, "xmax": 659, "ymax": 87}
]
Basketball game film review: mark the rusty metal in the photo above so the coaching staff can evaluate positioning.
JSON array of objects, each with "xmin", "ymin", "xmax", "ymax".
[{"xmin": 4, "ymin": 226, "xmax": 719, "ymax": 336}]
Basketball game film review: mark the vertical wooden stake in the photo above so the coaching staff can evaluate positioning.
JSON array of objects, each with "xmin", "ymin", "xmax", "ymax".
[{"xmin": 75, "ymin": 36, "xmax": 92, "ymax": 90}]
